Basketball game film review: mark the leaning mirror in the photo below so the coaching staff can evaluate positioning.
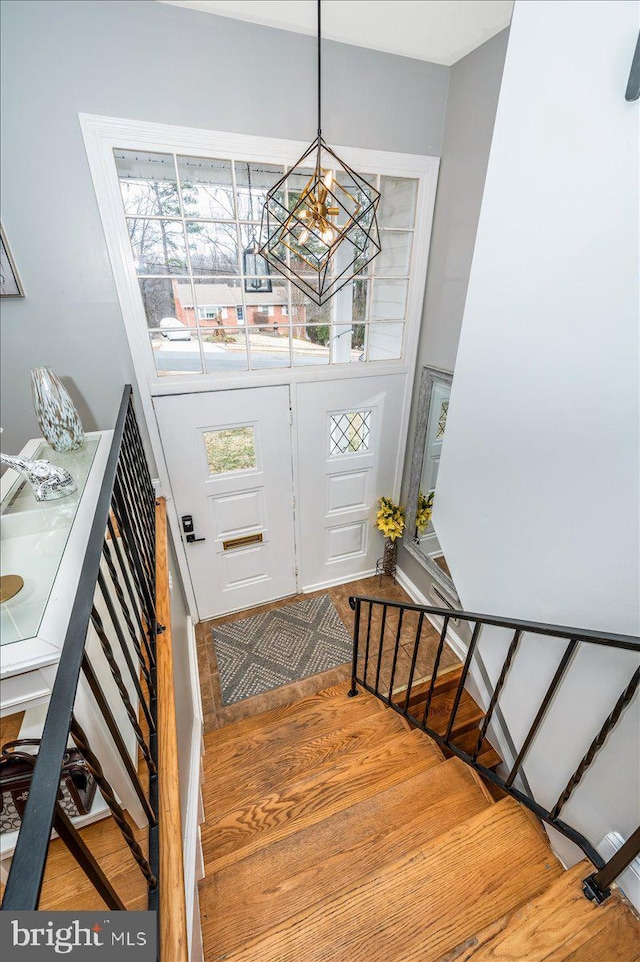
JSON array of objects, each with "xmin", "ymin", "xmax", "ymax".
[{"xmin": 404, "ymin": 366, "xmax": 457, "ymax": 598}]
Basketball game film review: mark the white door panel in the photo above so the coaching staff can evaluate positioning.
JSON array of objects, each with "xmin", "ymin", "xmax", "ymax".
[
  {"xmin": 154, "ymin": 386, "xmax": 296, "ymax": 619},
  {"xmin": 326, "ymin": 470, "xmax": 370, "ymax": 514},
  {"xmin": 296, "ymin": 375, "xmax": 406, "ymax": 590}
]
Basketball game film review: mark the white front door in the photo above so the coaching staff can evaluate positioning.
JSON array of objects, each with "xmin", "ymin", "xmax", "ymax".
[
  {"xmin": 154, "ymin": 386, "xmax": 296, "ymax": 619},
  {"xmin": 295, "ymin": 374, "xmax": 406, "ymax": 590}
]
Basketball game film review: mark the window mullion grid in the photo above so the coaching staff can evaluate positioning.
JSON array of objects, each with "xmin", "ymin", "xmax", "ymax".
[
  {"xmin": 175, "ymin": 152, "xmax": 207, "ymax": 374},
  {"xmin": 127, "ymin": 214, "xmax": 173, "ymax": 223},
  {"xmin": 189, "ymin": 276, "xmax": 206, "ymax": 374},
  {"xmin": 275, "ymin": 165, "xmax": 293, "ymax": 369},
  {"xmin": 128, "ymin": 156, "xmax": 419, "ymax": 377},
  {"xmin": 363, "ymin": 173, "xmax": 380, "ymax": 363},
  {"xmin": 232, "ymin": 161, "xmax": 252, "ymax": 370},
  {"xmin": 283, "ymin": 173, "xmax": 294, "ymax": 369},
  {"xmin": 373, "ymin": 179, "xmax": 413, "ymax": 361},
  {"xmin": 287, "ymin": 280, "xmax": 294, "ymax": 368}
]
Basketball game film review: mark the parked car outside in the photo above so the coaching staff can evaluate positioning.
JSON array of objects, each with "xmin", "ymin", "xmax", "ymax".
[{"xmin": 159, "ymin": 317, "xmax": 191, "ymax": 341}]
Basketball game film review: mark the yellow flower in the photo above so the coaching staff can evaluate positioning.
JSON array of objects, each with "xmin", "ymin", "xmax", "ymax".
[{"xmin": 375, "ymin": 496, "xmax": 405, "ymax": 540}]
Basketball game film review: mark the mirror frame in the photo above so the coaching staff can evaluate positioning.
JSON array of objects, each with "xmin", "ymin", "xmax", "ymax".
[{"xmin": 404, "ymin": 364, "xmax": 458, "ymax": 599}]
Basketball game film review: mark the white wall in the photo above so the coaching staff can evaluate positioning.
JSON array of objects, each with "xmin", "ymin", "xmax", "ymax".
[{"xmin": 435, "ymin": 0, "xmax": 639, "ymax": 885}]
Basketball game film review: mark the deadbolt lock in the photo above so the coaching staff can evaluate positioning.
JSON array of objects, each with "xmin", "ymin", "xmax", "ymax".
[{"xmin": 182, "ymin": 514, "xmax": 205, "ymax": 544}]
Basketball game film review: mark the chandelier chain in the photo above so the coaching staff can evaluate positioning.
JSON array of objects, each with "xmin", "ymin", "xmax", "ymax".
[
  {"xmin": 259, "ymin": 0, "xmax": 381, "ymax": 305},
  {"xmin": 317, "ymin": 0, "xmax": 322, "ymax": 138}
]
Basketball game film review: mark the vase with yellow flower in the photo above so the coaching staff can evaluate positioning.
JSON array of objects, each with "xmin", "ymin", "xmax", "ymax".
[{"xmin": 375, "ymin": 496, "xmax": 405, "ymax": 576}]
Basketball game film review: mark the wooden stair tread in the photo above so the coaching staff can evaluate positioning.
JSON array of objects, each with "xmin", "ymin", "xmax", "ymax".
[
  {"xmin": 417, "ymin": 687, "xmax": 485, "ymax": 737},
  {"xmin": 203, "ymin": 684, "xmax": 383, "ymax": 750},
  {"xmin": 202, "ymin": 728, "xmax": 442, "ymax": 874},
  {"xmin": 200, "ymin": 757, "xmax": 492, "ymax": 959},
  {"xmin": 446, "ymin": 727, "xmax": 502, "ymax": 771},
  {"xmin": 400, "ymin": 686, "xmax": 485, "ymax": 742},
  {"xmin": 221, "ymin": 797, "xmax": 564, "ymax": 962},
  {"xmin": 203, "ymin": 708, "xmax": 409, "ymax": 815},
  {"xmin": 559, "ymin": 910, "xmax": 640, "ymax": 962},
  {"xmin": 397, "ymin": 665, "xmax": 464, "ymax": 710},
  {"xmin": 203, "ymin": 690, "xmax": 404, "ymax": 776},
  {"xmin": 444, "ymin": 860, "xmax": 640, "ymax": 962},
  {"xmin": 392, "ymin": 671, "xmax": 502, "ymax": 771}
]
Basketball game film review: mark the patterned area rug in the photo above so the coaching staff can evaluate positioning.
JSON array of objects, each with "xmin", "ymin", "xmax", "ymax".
[{"xmin": 213, "ymin": 595, "xmax": 352, "ymax": 706}]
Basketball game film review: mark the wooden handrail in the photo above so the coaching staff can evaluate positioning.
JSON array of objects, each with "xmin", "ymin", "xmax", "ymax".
[{"xmin": 156, "ymin": 497, "xmax": 189, "ymax": 961}]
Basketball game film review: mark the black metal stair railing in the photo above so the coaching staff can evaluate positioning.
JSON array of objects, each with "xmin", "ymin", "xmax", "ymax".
[
  {"xmin": 348, "ymin": 594, "xmax": 640, "ymax": 904},
  {"xmin": 1, "ymin": 385, "xmax": 160, "ymax": 916}
]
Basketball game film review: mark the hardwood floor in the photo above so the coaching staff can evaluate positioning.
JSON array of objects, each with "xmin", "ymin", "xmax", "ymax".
[
  {"xmin": 194, "ymin": 574, "xmax": 461, "ymax": 734},
  {"xmin": 0, "ymin": 775, "xmax": 149, "ymax": 911},
  {"xmin": 1, "ymin": 706, "xmax": 153, "ymax": 912},
  {"xmin": 198, "ymin": 683, "xmax": 640, "ymax": 962},
  {"xmin": 0, "ymin": 712, "xmax": 25, "ymax": 746}
]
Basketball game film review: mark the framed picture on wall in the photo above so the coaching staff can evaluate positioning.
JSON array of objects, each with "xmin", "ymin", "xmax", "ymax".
[{"xmin": 1, "ymin": 225, "xmax": 24, "ymax": 297}]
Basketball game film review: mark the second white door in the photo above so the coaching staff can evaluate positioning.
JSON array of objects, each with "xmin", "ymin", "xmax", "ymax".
[{"xmin": 295, "ymin": 374, "xmax": 406, "ymax": 590}]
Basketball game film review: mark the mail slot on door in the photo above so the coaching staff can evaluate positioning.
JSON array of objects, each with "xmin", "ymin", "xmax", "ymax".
[{"xmin": 222, "ymin": 533, "xmax": 264, "ymax": 551}]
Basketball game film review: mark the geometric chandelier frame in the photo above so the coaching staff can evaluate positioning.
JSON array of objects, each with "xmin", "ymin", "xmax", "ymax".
[{"xmin": 259, "ymin": 1, "xmax": 381, "ymax": 305}]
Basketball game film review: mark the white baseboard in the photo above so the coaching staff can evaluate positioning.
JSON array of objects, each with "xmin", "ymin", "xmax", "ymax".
[
  {"xmin": 183, "ymin": 616, "xmax": 205, "ymax": 962},
  {"xmin": 302, "ymin": 568, "xmax": 377, "ymax": 595},
  {"xmin": 395, "ymin": 567, "xmax": 466, "ymax": 662},
  {"xmin": 598, "ymin": 831, "xmax": 640, "ymax": 910},
  {"xmin": 395, "ymin": 566, "xmax": 519, "ymax": 776},
  {"xmin": 183, "ymin": 716, "xmax": 204, "ymax": 961},
  {"xmin": 394, "ymin": 566, "xmax": 430, "ymax": 606},
  {"xmin": 187, "ymin": 614, "xmax": 203, "ymax": 729}
]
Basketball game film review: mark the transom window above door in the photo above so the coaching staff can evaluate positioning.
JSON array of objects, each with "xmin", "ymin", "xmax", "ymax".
[{"xmin": 114, "ymin": 150, "xmax": 418, "ymax": 377}]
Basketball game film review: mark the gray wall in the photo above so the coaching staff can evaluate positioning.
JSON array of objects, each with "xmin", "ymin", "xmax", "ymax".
[
  {"xmin": 0, "ymin": 0, "xmax": 448, "ymax": 456},
  {"xmin": 398, "ymin": 29, "xmax": 509, "ymax": 587}
]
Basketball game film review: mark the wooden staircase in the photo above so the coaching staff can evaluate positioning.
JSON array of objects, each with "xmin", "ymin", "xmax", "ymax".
[
  {"xmin": 393, "ymin": 664, "xmax": 502, "ymax": 770},
  {"xmin": 198, "ymin": 684, "xmax": 639, "ymax": 961}
]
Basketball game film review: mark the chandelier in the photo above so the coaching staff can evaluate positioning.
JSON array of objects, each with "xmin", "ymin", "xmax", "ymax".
[{"xmin": 259, "ymin": 0, "xmax": 381, "ymax": 305}]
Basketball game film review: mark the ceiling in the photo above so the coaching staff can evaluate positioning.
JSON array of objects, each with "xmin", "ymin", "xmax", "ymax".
[{"xmin": 159, "ymin": 0, "xmax": 514, "ymax": 66}]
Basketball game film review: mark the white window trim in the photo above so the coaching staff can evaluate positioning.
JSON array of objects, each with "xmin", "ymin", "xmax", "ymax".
[
  {"xmin": 80, "ymin": 114, "xmax": 438, "ymax": 398},
  {"xmin": 80, "ymin": 113, "xmax": 439, "ymax": 620}
]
